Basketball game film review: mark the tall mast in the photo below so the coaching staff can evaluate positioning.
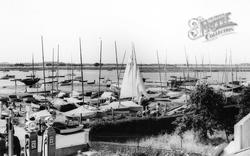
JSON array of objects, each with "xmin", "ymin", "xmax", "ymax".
[
  {"xmin": 51, "ymin": 48, "xmax": 54, "ymax": 97},
  {"xmin": 201, "ymin": 55, "xmax": 204, "ymax": 79},
  {"xmin": 56, "ymin": 44, "xmax": 60, "ymax": 92},
  {"xmin": 114, "ymin": 41, "xmax": 120, "ymax": 105},
  {"xmin": 164, "ymin": 49, "xmax": 167, "ymax": 86},
  {"xmin": 225, "ymin": 51, "xmax": 228, "ymax": 84},
  {"xmin": 32, "ymin": 53, "xmax": 35, "ymax": 79},
  {"xmin": 156, "ymin": 50, "xmax": 163, "ymax": 92},
  {"xmin": 79, "ymin": 38, "xmax": 84, "ymax": 105},
  {"xmin": 119, "ymin": 50, "xmax": 126, "ymax": 76},
  {"xmin": 195, "ymin": 56, "xmax": 198, "ymax": 79},
  {"xmin": 184, "ymin": 47, "xmax": 189, "ymax": 80},
  {"xmin": 71, "ymin": 55, "xmax": 74, "ymax": 92},
  {"xmin": 230, "ymin": 50, "xmax": 233, "ymax": 83},
  {"xmin": 209, "ymin": 52, "xmax": 212, "ymax": 77},
  {"xmin": 41, "ymin": 36, "xmax": 47, "ymax": 95},
  {"xmin": 235, "ymin": 64, "xmax": 238, "ymax": 82},
  {"xmin": 98, "ymin": 39, "xmax": 103, "ymax": 107},
  {"xmin": 132, "ymin": 43, "xmax": 138, "ymax": 64}
]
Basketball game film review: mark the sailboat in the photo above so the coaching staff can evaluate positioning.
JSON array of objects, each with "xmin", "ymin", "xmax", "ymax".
[
  {"xmin": 19, "ymin": 54, "xmax": 40, "ymax": 87},
  {"xmin": 120, "ymin": 45, "xmax": 148, "ymax": 101},
  {"xmin": 99, "ymin": 44, "xmax": 144, "ymax": 113}
]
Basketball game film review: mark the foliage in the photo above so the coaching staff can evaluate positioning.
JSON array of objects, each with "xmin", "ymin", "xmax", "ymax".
[
  {"xmin": 89, "ymin": 116, "xmax": 177, "ymax": 142},
  {"xmin": 237, "ymin": 87, "xmax": 250, "ymax": 121},
  {"xmin": 175, "ymin": 83, "xmax": 228, "ymax": 142}
]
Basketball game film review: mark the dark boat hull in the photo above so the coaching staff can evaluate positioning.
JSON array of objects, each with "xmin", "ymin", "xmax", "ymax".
[{"xmin": 20, "ymin": 78, "xmax": 40, "ymax": 86}]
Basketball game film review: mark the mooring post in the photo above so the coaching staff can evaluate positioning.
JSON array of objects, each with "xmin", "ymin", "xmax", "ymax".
[
  {"xmin": 7, "ymin": 116, "xmax": 14, "ymax": 156},
  {"xmin": 80, "ymin": 113, "xmax": 82, "ymax": 125}
]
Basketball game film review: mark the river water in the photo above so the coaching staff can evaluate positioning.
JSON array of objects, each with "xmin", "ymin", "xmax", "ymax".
[{"xmin": 0, "ymin": 69, "xmax": 249, "ymax": 95}]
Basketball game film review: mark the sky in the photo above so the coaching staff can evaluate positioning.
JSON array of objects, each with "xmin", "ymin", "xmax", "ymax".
[{"xmin": 0, "ymin": 0, "xmax": 249, "ymax": 64}]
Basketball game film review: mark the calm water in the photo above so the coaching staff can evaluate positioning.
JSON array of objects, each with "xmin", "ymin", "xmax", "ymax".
[
  {"xmin": 0, "ymin": 69, "xmax": 250, "ymax": 85},
  {"xmin": 0, "ymin": 69, "xmax": 249, "ymax": 94}
]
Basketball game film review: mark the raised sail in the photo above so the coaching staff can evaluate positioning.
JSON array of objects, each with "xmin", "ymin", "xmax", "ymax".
[{"xmin": 120, "ymin": 50, "xmax": 147, "ymax": 100}]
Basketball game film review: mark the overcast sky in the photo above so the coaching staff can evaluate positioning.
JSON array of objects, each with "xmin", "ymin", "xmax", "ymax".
[{"xmin": 0, "ymin": 0, "xmax": 249, "ymax": 64}]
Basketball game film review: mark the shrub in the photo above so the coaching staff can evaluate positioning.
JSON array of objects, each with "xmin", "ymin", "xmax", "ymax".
[{"xmin": 89, "ymin": 116, "xmax": 178, "ymax": 142}]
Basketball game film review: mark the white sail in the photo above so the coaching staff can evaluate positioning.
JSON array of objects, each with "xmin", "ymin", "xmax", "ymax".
[{"xmin": 120, "ymin": 50, "xmax": 148, "ymax": 100}]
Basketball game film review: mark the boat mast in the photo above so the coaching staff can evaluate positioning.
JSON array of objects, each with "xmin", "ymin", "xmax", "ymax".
[
  {"xmin": 225, "ymin": 51, "xmax": 228, "ymax": 84},
  {"xmin": 195, "ymin": 56, "xmax": 198, "ymax": 79},
  {"xmin": 132, "ymin": 43, "xmax": 138, "ymax": 64},
  {"xmin": 164, "ymin": 49, "xmax": 167, "ymax": 87},
  {"xmin": 56, "ymin": 44, "xmax": 60, "ymax": 92},
  {"xmin": 51, "ymin": 48, "xmax": 54, "ymax": 98},
  {"xmin": 209, "ymin": 52, "xmax": 212, "ymax": 77},
  {"xmin": 184, "ymin": 47, "xmax": 189, "ymax": 80},
  {"xmin": 114, "ymin": 41, "xmax": 120, "ymax": 105},
  {"xmin": 235, "ymin": 64, "xmax": 238, "ymax": 82},
  {"xmin": 119, "ymin": 50, "xmax": 126, "ymax": 77},
  {"xmin": 230, "ymin": 50, "xmax": 233, "ymax": 83},
  {"xmin": 201, "ymin": 55, "xmax": 204, "ymax": 80},
  {"xmin": 79, "ymin": 38, "xmax": 84, "ymax": 105},
  {"xmin": 41, "ymin": 36, "xmax": 47, "ymax": 97},
  {"xmin": 132, "ymin": 44, "xmax": 136, "ymax": 98},
  {"xmin": 98, "ymin": 39, "xmax": 102, "ymax": 107},
  {"xmin": 71, "ymin": 55, "xmax": 74, "ymax": 92},
  {"xmin": 32, "ymin": 53, "xmax": 35, "ymax": 79},
  {"xmin": 156, "ymin": 50, "xmax": 163, "ymax": 92}
]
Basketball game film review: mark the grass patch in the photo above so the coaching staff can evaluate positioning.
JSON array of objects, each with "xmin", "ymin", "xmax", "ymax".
[{"xmin": 125, "ymin": 130, "xmax": 228, "ymax": 155}]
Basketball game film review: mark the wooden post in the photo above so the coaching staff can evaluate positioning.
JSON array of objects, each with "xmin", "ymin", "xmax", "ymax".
[
  {"xmin": 111, "ymin": 108, "xmax": 114, "ymax": 121},
  {"xmin": 80, "ymin": 113, "xmax": 82, "ymax": 125},
  {"xmin": 14, "ymin": 80, "xmax": 17, "ymax": 95},
  {"xmin": 7, "ymin": 117, "xmax": 14, "ymax": 156},
  {"xmin": 180, "ymin": 135, "xmax": 183, "ymax": 149}
]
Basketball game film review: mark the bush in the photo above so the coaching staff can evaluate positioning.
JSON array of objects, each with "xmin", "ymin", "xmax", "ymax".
[
  {"xmin": 237, "ymin": 87, "xmax": 250, "ymax": 121},
  {"xmin": 132, "ymin": 153, "xmax": 147, "ymax": 156},
  {"xmin": 175, "ymin": 83, "xmax": 236, "ymax": 143},
  {"xmin": 89, "ymin": 116, "xmax": 178, "ymax": 142}
]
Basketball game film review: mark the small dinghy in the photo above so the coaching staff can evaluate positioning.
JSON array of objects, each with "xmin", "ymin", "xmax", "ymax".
[
  {"xmin": 53, "ymin": 122, "xmax": 84, "ymax": 134},
  {"xmin": 87, "ymin": 80, "xmax": 95, "ymax": 84},
  {"xmin": 1, "ymin": 74, "xmax": 15, "ymax": 80}
]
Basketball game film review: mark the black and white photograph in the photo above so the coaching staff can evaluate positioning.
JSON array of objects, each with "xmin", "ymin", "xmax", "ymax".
[{"xmin": 0, "ymin": 0, "xmax": 249, "ymax": 156}]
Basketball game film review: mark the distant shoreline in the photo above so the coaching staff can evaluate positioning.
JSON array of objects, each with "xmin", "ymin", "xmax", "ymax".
[{"xmin": 0, "ymin": 64, "xmax": 249, "ymax": 72}]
